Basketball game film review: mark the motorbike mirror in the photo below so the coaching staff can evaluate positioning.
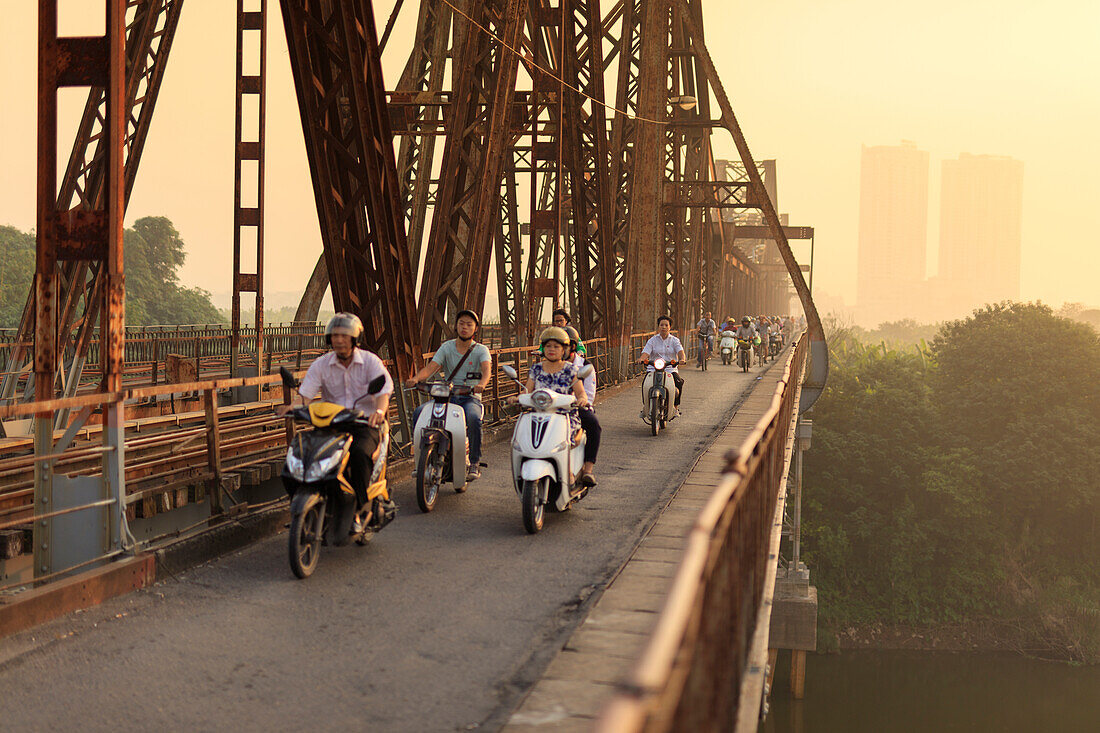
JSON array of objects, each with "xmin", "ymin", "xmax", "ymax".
[
  {"xmin": 576, "ymin": 364, "xmax": 595, "ymax": 380},
  {"xmin": 501, "ymin": 364, "xmax": 519, "ymax": 380},
  {"xmin": 366, "ymin": 374, "xmax": 387, "ymax": 395},
  {"xmin": 279, "ymin": 365, "xmax": 299, "ymax": 390}
]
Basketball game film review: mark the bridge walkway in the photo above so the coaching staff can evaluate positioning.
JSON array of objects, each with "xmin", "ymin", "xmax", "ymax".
[
  {"xmin": 0, "ymin": 351, "xmax": 789, "ymax": 731},
  {"xmin": 504, "ymin": 357, "xmax": 791, "ymax": 730}
]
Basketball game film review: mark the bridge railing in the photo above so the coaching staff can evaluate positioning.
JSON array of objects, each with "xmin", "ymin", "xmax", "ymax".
[{"xmin": 598, "ymin": 332, "xmax": 807, "ymax": 732}]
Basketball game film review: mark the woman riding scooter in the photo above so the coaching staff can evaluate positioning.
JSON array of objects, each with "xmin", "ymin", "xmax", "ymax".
[{"xmin": 508, "ymin": 327, "xmax": 596, "ymax": 486}]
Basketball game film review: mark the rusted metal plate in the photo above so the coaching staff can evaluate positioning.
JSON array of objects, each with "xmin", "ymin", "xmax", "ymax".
[{"xmin": 0, "ymin": 554, "xmax": 155, "ymax": 640}]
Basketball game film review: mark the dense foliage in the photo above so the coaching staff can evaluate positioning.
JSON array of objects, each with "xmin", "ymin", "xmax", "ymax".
[
  {"xmin": 0, "ymin": 217, "xmax": 223, "ymax": 328},
  {"xmin": 804, "ymin": 303, "xmax": 1100, "ymax": 661}
]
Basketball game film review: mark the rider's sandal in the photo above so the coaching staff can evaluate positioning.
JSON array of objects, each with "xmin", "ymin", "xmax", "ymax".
[{"xmin": 578, "ymin": 470, "xmax": 597, "ymax": 488}]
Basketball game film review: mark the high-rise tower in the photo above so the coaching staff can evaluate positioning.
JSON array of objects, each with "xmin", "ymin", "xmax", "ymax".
[
  {"xmin": 936, "ymin": 153, "xmax": 1024, "ymax": 317},
  {"xmin": 856, "ymin": 141, "xmax": 929, "ymax": 327}
]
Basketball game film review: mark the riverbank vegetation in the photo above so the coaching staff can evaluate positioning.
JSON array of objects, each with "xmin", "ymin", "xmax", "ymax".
[
  {"xmin": 0, "ymin": 217, "xmax": 223, "ymax": 328},
  {"xmin": 804, "ymin": 303, "xmax": 1100, "ymax": 662}
]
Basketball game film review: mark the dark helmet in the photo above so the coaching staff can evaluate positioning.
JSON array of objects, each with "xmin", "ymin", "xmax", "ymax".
[
  {"xmin": 325, "ymin": 312, "xmax": 364, "ymax": 347},
  {"xmin": 741, "ymin": 316, "xmax": 751, "ymax": 325},
  {"xmin": 455, "ymin": 309, "xmax": 480, "ymax": 327},
  {"xmin": 539, "ymin": 326, "xmax": 570, "ymax": 349},
  {"xmin": 563, "ymin": 326, "xmax": 581, "ymax": 353}
]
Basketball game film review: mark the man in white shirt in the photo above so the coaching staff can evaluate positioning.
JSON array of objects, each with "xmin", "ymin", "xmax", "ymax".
[
  {"xmin": 294, "ymin": 313, "xmax": 393, "ymax": 510},
  {"xmin": 640, "ymin": 316, "xmax": 687, "ymax": 414}
]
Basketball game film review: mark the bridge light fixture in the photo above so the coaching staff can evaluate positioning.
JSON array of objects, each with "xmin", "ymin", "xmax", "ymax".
[{"xmin": 670, "ymin": 95, "xmax": 697, "ymax": 111}]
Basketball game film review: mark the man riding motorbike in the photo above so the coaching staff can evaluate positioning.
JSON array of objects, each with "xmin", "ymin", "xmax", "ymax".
[
  {"xmin": 564, "ymin": 325, "xmax": 599, "ymax": 486},
  {"xmin": 288, "ymin": 312, "xmax": 395, "ymax": 531},
  {"xmin": 641, "ymin": 316, "xmax": 687, "ymax": 416},
  {"xmin": 405, "ymin": 309, "xmax": 492, "ymax": 481},
  {"xmin": 696, "ymin": 311, "xmax": 717, "ymax": 366}
]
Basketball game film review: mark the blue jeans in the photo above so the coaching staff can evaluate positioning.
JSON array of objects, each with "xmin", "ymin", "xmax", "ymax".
[{"xmin": 412, "ymin": 395, "xmax": 484, "ymax": 463}]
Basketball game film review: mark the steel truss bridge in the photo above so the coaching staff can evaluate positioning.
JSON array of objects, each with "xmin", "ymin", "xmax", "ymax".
[{"xmin": 0, "ymin": 1, "xmax": 827, "ymax": 730}]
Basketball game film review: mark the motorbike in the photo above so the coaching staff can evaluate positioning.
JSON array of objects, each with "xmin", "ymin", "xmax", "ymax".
[
  {"xmin": 737, "ymin": 338, "xmax": 753, "ymax": 372},
  {"xmin": 410, "ymin": 381, "xmax": 476, "ymax": 512},
  {"xmin": 770, "ymin": 332, "xmax": 782, "ymax": 358},
  {"xmin": 696, "ymin": 333, "xmax": 710, "ymax": 370},
  {"xmin": 640, "ymin": 358, "xmax": 679, "ymax": 436},
  {"xmin": 755, "ymin": 335, "xmax": 768, "ymax": 366},
  {"xmin": 279, "ymin": 366, "xmax": 395, "ymax": 579},
  {"xmin": 719, "ymin": 330, "xmax": 736, "ymax": 365},
  {"xmin": 500, "ymin": 363, "xmax": 595, "ymax": 534}
]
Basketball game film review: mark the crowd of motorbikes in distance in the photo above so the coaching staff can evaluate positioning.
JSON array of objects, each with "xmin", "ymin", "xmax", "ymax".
[{"xmin": 276, "ymin": 317, "xmax": 795, "ymax": 577}]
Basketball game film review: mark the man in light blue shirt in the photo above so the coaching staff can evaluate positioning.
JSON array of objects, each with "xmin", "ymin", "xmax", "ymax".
[{"xmin": 405, "ymin": 310, "xmax": 491, "ymax": 480}]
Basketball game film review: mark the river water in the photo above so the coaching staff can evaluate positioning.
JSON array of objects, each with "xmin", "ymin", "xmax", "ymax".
[{"xmin": 762, "ymin": 650, "xmax": 1100, "ymax": 732}]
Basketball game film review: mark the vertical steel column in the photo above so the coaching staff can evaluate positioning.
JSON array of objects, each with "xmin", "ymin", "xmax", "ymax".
[
  {"xmin": 280, "ymin": 0, "xmax": 424, "ymax": 383},
  {"xmin": 527, "ymin": 2, "xmax": 564, "ymax": 334},
  {"xmin": 561, "ymin": 0, "xmax": 617, "ymax": 341},
  {"xmin": 230, "ymin": 0, "xmax": 267, "ymax": 378},
  {"xmin": 35, "ymin": 0, "xmax": 127, "ymax": 577},
  {"xmin": 624, "ymin": 0, "xmax": 670, "ymax": 332},
  {"xmin": 393, "ymin": 0, "xmax": 454, "ymax": 266},
  {"xmin": 418, "ymin": 0, "xmax": 531, "ymax": 348},
  {"xmin": 4, "ymin": 0, "xmax": 184, "ymax": 406},
  {"xmin": 606, "ymin": 0, "xmax": 643, "ymax": 377}
]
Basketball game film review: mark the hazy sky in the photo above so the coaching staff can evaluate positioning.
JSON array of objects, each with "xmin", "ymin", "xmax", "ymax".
[{"xmin": 1, "ymin": 0, "xmax": 1098, "ymax": 311}]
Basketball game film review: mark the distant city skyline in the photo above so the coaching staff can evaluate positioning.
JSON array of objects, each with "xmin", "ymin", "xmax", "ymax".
[{"xmin": 855, "ymin": 143, "xmax": 1026, "ymax": 327}]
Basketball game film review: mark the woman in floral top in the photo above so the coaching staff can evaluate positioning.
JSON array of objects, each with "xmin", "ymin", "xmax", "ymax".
[{"xmin": 508, "ymin": 326, "xmax": 595, "ymax": 484}]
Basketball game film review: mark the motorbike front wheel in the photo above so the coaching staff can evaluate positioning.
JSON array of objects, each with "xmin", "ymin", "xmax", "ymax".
[
  {"xmin": 522, "ymin": 478, "xmax": 546, "ymax": 534},
  {"xmin": 650, "ymin": 398, "xmax": 661, "ymax": 436},
  {"xmin": 416, "ymin": 443, "xmax": 442, "ymax": 513},
  {"xmin": 288, "ymin": 503, "xmax": 324, "ymax": 579}
]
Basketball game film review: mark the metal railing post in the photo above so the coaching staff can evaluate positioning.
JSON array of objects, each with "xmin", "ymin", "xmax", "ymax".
[{"xmin": 204, "ymin": 389, "xmax": 224, "ymax": 516}]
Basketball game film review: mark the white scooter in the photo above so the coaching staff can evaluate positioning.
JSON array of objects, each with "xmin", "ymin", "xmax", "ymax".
[
  {"xmin": 719, "ymin": 330, "xmax": 736, "ymax": 365},
  {"xmin": 640, "ymin": 358, "xmax": 679, "ymax": 436},
  {"xmin": 501, "ymin": 363, "xmax": 594, "ymax": 534},
  {"xmin": 410, "ymin": 381, "xmax": 475, "ymax": 512}
]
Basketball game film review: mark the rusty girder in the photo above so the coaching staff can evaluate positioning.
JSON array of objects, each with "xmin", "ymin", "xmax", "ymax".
[
  {"xmin": 606, "ymin": 0, "xmax": 645, "ymax": 336},
  {"xmin": 418, "ymin": 0, "xmax": 531, "ymax": 348},
  {"xmin": 560, "ymin": 0, "xmax": 618, "ymax": 341},
  {"xmin": 493, "ymin": 153, "xmax": 526, "ymax": 346},
  {"xmin": 3, "ymin": 0, "xmax": 184, "ymax": 406},
  {"xmin": 393, "ymin": 0, "xmax": 454, "ymax": 266},
  {"xmin": 280, "ymin": 0, "xmax": 423, "ymax": 378},
  {"xmin": 623, "ymin": 0, "xmax": 671, "ymax": 334},
  {"xmin": 229, "ymin": 0, "xmax": 267, "ymax": 378}
]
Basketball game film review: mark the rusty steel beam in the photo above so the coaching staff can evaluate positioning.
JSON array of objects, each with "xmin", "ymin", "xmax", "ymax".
[
  {"xmin": 36, "ymin": 0, "xmax": 128, "ymax": 580},
  {"xmin": 561, "ymin": 0, "xmax": 618, "ymax": 341},
  {"xmin": 4, "ymin": 0, "xmax": 184, "ymax": 408},
  {"xmin": 494, "ymin": 152, "xmax": 526, "ymax": 347},
  {"xmin": 418, "ymin": 0, "xmax": 531, "ymax": 348},
  {"xmin": 670, "ymin": 0, "xmax": 826, "ymax": 409},
  {"xmin": 280, "ymin": 0, "xmax": 423, "ymax": 379},
  {"xmin": 623, "ymin": 0, "xmax": 670, "ymax": 334},
  {"xmin": 393, "ymin": 0, "xmax": 455, "ymax": 267},
  {"xmin": 606, "ymin": 0, "xmax": 644, "ymax": 348},
  {"xmin": 230, "ymin": 0, "xmax": 267, "ymax": 379}
]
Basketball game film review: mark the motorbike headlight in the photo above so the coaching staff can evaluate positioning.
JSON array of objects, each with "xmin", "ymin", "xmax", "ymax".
[
  {"xmin": 653, "ymin": 358, "xmax": 666, "ymax": 370},
  {"xmin": 305, "ymin": 451, "xmax": 344, "ymax": 483},
  {"xmin": 285, "ymin": 448, "xmax": 305, "ymax": 482},
  {"xmin": 430, "ymin": 383, "xmax": 451, "ymax": 398},
  {"xmin": 531, "ymin": 390, "xmax": 554, "ymax": 410}
]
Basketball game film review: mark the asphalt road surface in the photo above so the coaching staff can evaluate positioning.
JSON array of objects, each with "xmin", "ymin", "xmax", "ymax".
[{"xmin": 0, "ymin": 356, "xmax": 775, "ymax": 731}]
